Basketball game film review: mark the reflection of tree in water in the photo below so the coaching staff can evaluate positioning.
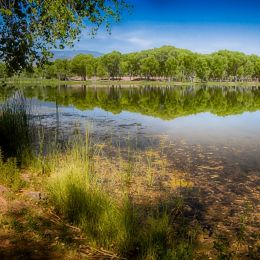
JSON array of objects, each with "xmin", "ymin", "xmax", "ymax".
[{"xmin": 20, "ymin": 85, "xmax": 260, "ymax": 119}]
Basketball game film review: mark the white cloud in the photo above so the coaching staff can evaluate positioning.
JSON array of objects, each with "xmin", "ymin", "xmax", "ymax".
[
  {"xmin": 126, "ymin": 37, "xmax": 152, "ymax": 48},
  {"xmin": 72, "ymin": 23, "xmax": 260, "ymax": 55}
]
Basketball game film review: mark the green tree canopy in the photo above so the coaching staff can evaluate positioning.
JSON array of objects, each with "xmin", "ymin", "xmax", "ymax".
[
  {"xmin": 140, "ymin": 55, "xmax": 159, "ymax": 79},
  {"xmin": 196, "ymin": 56, "xmax": 210, "ymax": 81},
  {"xmin": 0, "ymin": 63, "xmax": 7, "ymax": 78},
  {"xmin": 0, "ymin": 0, "xmax": 130, "ymax": 74},
  {"xmin": 71, "ymin": 54, "xmax": 95, "ymax": 80},
  {"xmin": 101, "ymin": 51, "xmax": 122, "ymax": 79},
  {"xmin": 9, "ymin": 45, "xmax": 260, "ymax": 82}
]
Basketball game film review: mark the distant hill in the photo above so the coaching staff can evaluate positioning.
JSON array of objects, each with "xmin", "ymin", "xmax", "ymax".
[{"xmin": 52, "ymin": 50, "xmax": 103, "ymax": 60}]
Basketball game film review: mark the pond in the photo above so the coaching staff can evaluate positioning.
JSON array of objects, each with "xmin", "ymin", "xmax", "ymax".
[
  {"xmin": 3, "ymin": 84, "xmax": 260, "ymax": 242},
  {"xmin": 24, "ymin": 85, "xmax": 260, "ymax": 163}
]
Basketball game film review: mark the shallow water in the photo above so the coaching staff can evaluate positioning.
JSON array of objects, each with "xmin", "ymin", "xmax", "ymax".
[{"xmin": 3, "ymin": 85, "xmax": 260, "ymax": 231}]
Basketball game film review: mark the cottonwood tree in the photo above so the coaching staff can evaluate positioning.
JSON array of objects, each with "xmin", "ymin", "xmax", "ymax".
[
  {"xmin": 53, "ymin": 59, "xmax": 71, "ymax": 80},
  {"xmin": 196, "ymin": 56, "xmax": 210, "ymax": 82},
  {"xmin": 101, "ymin": 51, "xmax": 122, "ymax": 79},
  {"xmin": 140, "ymin": 55, "xmax": 159, "ymax": 80},
  {"xmin": 254, "ymin": 59, "xmax": 260, "ymax": 81},
  {"xmin": 165, "ymin": 56, "xmax": 181, "ymax": 81},
  {"xmin": 209, "ymin": 54, "xmax": 228, "ymax": 81},
  {"xmin": 96, "ymin": 61, "xmax": 108, "ymax": 78},
  {"xmin": 70, "ymin": 54, "xmax": 95, "ymax": 80},
  {"xmin": 0, "ymin": 63, "xmax": 7, "ymax": 78},
  {"xmin": 11, "ymin": 45, "xmax": 260, "ymax": 82},
  {"xmin": 0, "ymin": 0, "xmax": 130, "ymax": 74}
]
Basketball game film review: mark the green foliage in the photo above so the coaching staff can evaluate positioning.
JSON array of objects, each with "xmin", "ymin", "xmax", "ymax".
[
  {"xmin": 96, "ymin": 60, "xmax": 109, "ymax": 78},
  {"xmin": 183, "ymin": 53, "xmax": 197, "ymax": 80},
  {"xmin": 254, "ymin": 59, "xmax": 260, "ymax": 78},
  {"xmin": 0, "ymin": 63, "xmax": 7, "ymax": 79},
  {"xmin": 140, "ymin": 55, "xmax": 159, "ymax": 79},
  {"xmin": 53, "ymin": 59, "xmax": 71, "ymax": 80},
  {"xmin": 124, "ymin": 53, "xmax": 140, "ymax": 79},
  {"xmin": 209, "ymin": 54, "xmax": 228, "ymax": 80},
  {"xmin": 101, "ymin": 51, "xmax": 122, "ymax": 79},
  {"xmin": 196, "ymin": 56, "xmax": 210, "ymax": 81},
  {"xmin": 213, "ymin": 234, "xmax": 234, "ymax": 259},
  {"xmin": 166, "ymin": 56, "xmax": 182, "ymax": 80},
  {"xmin": 70, "ymin": 54, "xmax": 95, "ymax": 80},
  {"xmin": 46, "ymin": 137, "xmax": 126, "ymax": 247},
  {"xmin": 0, "ymin": 0, "xmax": 130, "ymax": 74}
]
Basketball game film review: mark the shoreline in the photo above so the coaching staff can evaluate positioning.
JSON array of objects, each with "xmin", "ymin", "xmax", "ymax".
[{"xmin": 3, "ymin": 78, "xmax": 260, "ymax": 87}]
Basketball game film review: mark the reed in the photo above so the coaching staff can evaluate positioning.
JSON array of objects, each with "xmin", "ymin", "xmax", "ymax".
[{"xmin": 0, "ymin": 91, "xmax": 33, "ymax": 164}]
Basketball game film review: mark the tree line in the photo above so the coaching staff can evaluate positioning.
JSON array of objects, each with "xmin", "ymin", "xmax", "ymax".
[{"xmin": 2, "ymin": 46, "xmax": 260, "ymax": 82}]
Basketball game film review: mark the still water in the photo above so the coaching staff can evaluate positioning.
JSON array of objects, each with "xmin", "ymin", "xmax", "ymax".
[{"xmin": 25, "ymin": 84, "xmax": 260, "ymax": 155}]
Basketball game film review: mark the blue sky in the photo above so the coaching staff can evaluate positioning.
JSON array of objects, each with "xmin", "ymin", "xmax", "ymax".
[{"xmin": 73, "ymin": 0, "xmax": 260, "ymax": 55}]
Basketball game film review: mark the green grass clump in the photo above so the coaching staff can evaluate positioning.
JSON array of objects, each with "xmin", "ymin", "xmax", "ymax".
[
  {"xmin": 48, "ymin": 166, "xmax": 184, "ymax": 258},
  {"xmin": 47, "ymin": 139, "xmax": 128, "ymax": 248},
  {"xmin": 0, "ymin": 149, "xmax": 25, "ymax": 191},
  {"xmin": 0, "ymin": 91, "xmax": 33, "ymax": 163},
  {"xmin": 134, "ymin": 212, "xmax": 173, "ymax": 259},
  {"xmin": 122, "ymin": 209, "xmax": 197, "ymax": 259},
  {"xmin": 47, "ymin": 160, "xmax": 127, "ymax": 248}
]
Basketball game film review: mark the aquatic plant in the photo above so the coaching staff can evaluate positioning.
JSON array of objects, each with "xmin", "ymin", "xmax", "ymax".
[{"xmin": 0, "ymin": 91, "xmax": 34, "ymax": 163}]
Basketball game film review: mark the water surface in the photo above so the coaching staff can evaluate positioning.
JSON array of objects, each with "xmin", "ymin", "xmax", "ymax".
[{"xmin": 24, "ymin": 85, "xmax": 260, "ymax": 154}]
